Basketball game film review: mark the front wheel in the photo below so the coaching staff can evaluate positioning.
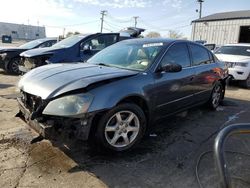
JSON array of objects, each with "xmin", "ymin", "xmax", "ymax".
[
  {"xmin": 208, "ymin": 82, "xmax": 223, "ymax": 110},
  {"xmin": 95, "ymin": 103, "xmax": 146, "ymax": 152},
  {"xmin": 6, "ymin": 57, "xmax": 21, "ymax": 75}
]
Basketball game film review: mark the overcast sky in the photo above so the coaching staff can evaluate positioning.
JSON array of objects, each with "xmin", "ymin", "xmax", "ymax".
[{"xmin": 0, "ymin": 0, "xmax": 250, "ymax": 38}]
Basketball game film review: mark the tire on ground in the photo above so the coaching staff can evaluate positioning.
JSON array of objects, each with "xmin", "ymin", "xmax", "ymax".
[{"xmin": 95, "ymin": 103, "xmax": 146, "ymax": 152}]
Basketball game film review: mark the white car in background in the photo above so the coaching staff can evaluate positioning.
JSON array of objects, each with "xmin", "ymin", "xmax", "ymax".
[{"xmin": 215, "ymin": 44, "xmax": 250, "ymax": 88}]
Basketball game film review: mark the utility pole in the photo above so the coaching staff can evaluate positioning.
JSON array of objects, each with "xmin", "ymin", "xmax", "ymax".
[
  {"xmin": 133, "ymin": 16, "xmax": 139, "ymax": 28},
  {"xmin": 197, "ymin": 0, "xmax": 204, "ymax": 19},
  {"xmin": 100, "ymin": 10, "xmax": 107, "ymax": 33}
]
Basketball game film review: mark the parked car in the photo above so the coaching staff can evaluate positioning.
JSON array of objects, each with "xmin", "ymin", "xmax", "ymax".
[
  {"xmin": 215, "ymin": 44, "xmax": 250, "ymax": 88},
  {"xmin": 17, "ymin": 39, "xmax": 227, "ymax": 151},
  {"xmin": 19, "ymin": 27, "xmax": 145, "ymax": 73},
  {"xmin": 0, "ymin": 38, "xmax": 57, "ymax": 74}
]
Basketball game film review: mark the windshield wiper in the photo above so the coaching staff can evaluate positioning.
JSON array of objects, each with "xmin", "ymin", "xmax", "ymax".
[{"xmin": 97, "ymin": 63, "xmax": 112, "ymax": 67}]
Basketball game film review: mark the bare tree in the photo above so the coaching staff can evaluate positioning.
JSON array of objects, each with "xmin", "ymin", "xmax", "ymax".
[
  {"xmin": 146, "ymin": 31, "xmax": 161, "ymax": 38},
  {"xmin": 168, "ymin": 30, "xmax": 186, "ymax": 39},
  {"xmin": 66, "ymin": 31, "xmax": 80, "ymax": 38}
]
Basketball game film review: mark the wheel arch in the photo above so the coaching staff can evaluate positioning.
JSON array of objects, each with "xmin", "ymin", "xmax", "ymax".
[
  {"xmin": 89, "ymin": 94, "xmax": 151, "ymax": 141},
  {"xmin": 5, "ymin": 56, "xmax": 21, "ymax": 72}
]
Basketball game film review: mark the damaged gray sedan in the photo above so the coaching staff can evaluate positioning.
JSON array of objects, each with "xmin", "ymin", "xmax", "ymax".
[{"xmin": 17, "ymin": 38, "xmax": 227, "ymax": 151}]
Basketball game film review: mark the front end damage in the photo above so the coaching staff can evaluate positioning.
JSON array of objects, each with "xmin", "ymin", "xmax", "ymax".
[
  {"xmin": 0, "ymin": 53, "xmax": 8, "ymax": 70},
  {"xmin": 16, "ymin": 91, "xmax": 95, "ymax": 141},
  {"xmin": 19, "ymin": 56, "xmax": 50, "ymax": 73}
]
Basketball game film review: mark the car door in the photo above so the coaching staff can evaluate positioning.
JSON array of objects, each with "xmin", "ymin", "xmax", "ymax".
[
  {"xmin": 188, "ymin": 43, "xmax": 216, "ymax": 102},
  {"xmin": 153, "ymin": 42, "xmax": 196, "ymax": 117},
  {"xmin": 80, "ymin": 34, "xmax": 119, "ymax": 61}
]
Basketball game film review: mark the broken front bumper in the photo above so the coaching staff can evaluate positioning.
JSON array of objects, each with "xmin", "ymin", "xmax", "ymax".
[
  {"xmin": 17, "ymin": 97, "xmax": 94, "ymax": 140},
  {"xmin": 17, "ymin": 97, "xmax": 52, "ymax": 138}
]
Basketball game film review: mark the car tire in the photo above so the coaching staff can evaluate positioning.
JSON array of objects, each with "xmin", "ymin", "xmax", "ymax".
[
  {"xmin": 241, "ymin": 74, "xmax": 250, "ymax": 89},
  {"xmin": 6, "ymin": 57, "xmax": 21, "ymax": 75},
  {"xmin": 95, "ymin": 103, "xmax": 146, "ymax": 152},
  {"xmin": 208, "ymin": 82, "xmax": 223, "ymax": 110}
]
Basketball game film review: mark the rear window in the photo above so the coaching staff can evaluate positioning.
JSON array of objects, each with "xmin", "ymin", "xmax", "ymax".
[{"xmin": 215, "ymin": 46, "xmax": 250, "ymax": 56}]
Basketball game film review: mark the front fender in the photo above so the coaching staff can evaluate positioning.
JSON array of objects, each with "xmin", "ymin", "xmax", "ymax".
[{"xmin": 87, "ymin": 73, "xmax": 153, "ymax": 113}]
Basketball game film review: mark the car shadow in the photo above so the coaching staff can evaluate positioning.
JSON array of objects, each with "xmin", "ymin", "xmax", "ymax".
[
  {"xmin": 0, "ymin": 69, "xmax": 19, "ymax": 76},
  {"xmin": 47, "ymin": 97, "xmax": 250, "ymax": 188},
  {"xmin": 0, "ymin": 83, "xmax": 15, "ymax": 89}
]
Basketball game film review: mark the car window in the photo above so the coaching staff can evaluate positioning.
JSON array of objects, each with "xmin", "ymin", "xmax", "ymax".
[
  {"xmin": 19, "ymin": 39, "xmax": 44, "ymax": 49},
  {"xmin": 53, "ymin": 35, "xmax": 86, "ymax": 48},
  {"xmin": 160, "ymin": 43, "xmax": 191, "ymax": 68},
  {"xmin": 214, "ymin": 46, "xmax": 250, "ymax": 56},
  {"xmin": 82, "ymin": 34, "xmax": 118, "ymax": 51},
  {"xmin": 189, "ymin": 44, "xmax": 210, "ymax": 66},
  {"xmin": 38, "ymin": 40, "xmax": 56, "ymax": 48}
]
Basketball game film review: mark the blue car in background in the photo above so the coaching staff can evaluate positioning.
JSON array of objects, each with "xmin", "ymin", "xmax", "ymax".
[{"xmin": 19, "ymin": 27, "xmax": 145, "ymax": 73}]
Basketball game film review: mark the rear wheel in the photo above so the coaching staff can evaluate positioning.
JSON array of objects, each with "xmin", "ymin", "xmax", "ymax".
[
  {"xmin": 208, "ymin": 82, "xmax": 223, "ymax": 110},
  {"xmin": 95, "ymin": 103, "xmax": 146, "ymax": 152},
  {"xmin": 6, "ymin": 57, "xmax": 21, "ymax": 75}
]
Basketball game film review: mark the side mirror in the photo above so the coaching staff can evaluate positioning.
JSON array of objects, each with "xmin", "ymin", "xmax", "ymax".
[{"xmin": 159, "ymin": 63, "xmax": 182, "ymax": 73}]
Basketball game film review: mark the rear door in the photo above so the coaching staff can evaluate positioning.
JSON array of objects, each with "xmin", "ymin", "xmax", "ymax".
[
  {"xmin": 80, "ymin": 34, "xmax": 119, "ymax": 61},
  {"xmin": 153, "ymin": 42, "xmax": 196, "ymax": 117},
  {"xmin": 188, "ymin": 43, "xmax": 217, "ymax": 102}
]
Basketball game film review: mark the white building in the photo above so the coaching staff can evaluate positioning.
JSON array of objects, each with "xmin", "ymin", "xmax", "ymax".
[
  {"xmin": 0, "ymin": 22, "xmax": 46, "ymax": 40},
  {"xmin": 191, "ymin": 10, "xmax": 250, "ymax": 45}
]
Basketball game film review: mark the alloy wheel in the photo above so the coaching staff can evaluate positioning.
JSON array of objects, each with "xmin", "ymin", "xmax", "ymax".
[
  {"xmin": 212, "ymin": 84, "xmax": 222, "ymax": 108},
  {"xmin": 10, "ymin": 59, "xmax": 20, "ymax": 74},
  {"xmin": 104, "ymin": 111, "xmax": 140, "ymax": 148}
]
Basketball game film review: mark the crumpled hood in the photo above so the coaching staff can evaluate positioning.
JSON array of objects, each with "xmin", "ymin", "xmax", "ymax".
[
  {"xmin": 18, "ymin": 63, "xmax": 138, "ymax": 99},
  {"xmin": 20, "ymin": 47, "xmax": 63, "ymax": 57},
  {"xmin": 215, "ymin": 54, "xmax": 250, "ymax": 63}
]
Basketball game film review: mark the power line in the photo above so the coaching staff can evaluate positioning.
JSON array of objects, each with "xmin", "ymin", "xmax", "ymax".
[
  {"xmin": 103, "ymin": 27, "xmax": 113, "ymax": 32},
  {"xmin": 45, "ymin": 20, "xmax": 99, "ymax": 28},
  {"xmin": 106, "ymin": 14, "xmax": 132, "ymax": 23},
  {"xmin": 140, "ymin": 17, "xmax": 193, "ymax": 32},
  {"xmin": 104, "ymin": 20, "xmax": 124, "ymax": 30}
]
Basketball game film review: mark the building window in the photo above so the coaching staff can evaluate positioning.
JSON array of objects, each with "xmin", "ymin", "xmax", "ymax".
[
  {"xmin": 11, "ymin": 31, "xmax": 17, "ymax": 34},
  {"xmin": 36, "ymin": 33, "xmax": 39, "ymax": 37}
]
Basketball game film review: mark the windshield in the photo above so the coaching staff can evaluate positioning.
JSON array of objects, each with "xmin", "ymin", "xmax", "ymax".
[
  {"xmin": 87, "ymin": 42, "xmax": 164, "ymax": 71},
  {"xmin": 19, "ymin": 39, "xmax": 45, "ymax": 49},
  {"xmin": 52, "ymin": 35, "xmax": 86, "ymax": 48},
  {"xmin": 215, "ymin": 46, "xmax": 250, "ymax": 57}
]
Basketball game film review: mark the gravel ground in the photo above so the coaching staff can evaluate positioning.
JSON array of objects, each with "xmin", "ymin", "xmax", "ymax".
[{"xmin": 0, "ymin": 69, "xmax": 250, "ymax": 188}]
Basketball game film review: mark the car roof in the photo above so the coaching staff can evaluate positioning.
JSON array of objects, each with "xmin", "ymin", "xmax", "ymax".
[{"xmin": 118, "ymin": 38, "xmax": 187, "ymax": 45}]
